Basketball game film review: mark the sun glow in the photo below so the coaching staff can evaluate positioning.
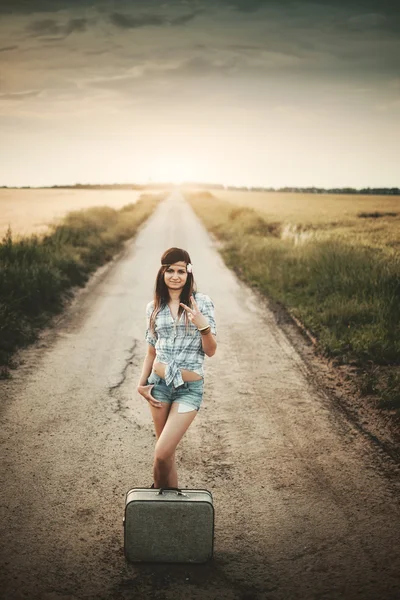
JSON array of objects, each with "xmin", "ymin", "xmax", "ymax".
[{"xmin": 150, "ymin": 156, "xmax": 197, "ymax": 185}]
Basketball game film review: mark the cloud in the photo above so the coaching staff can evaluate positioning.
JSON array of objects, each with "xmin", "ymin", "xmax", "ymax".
[
  {"xmin": 1, "ymin": 0, "xmax": 399, "ymax": 106},
  {"xmin": 26, "ymin": 18, "xmax": 60, "ymax": 36},
  {"xmin": 0, "ymin": 0, "xmax": 95, "ymax": 14},
  {"xmin": 0, "ymin": 90, "xmax": 42, "ymax": 100},
  {"xmin": 222, "ymin": 0, "xmax": 400, "ymax": 14},
  {"xmin": 81, "ymin": 46, "xmax": 302, "ymax": 100},
  {"xmin": 26, "ymin": 17, "xmax": 89, "ymax": 38},
  {"xmin": 84, "ymin": 49, "xmax": 111, "ymax": 56},
  {"xmin": 225, "ymin": 0, "xmax": 268, "ymax": 13},
  {"xmin": 108, "ymin": 10, "xmax": 199, "ymax": 29},
  {"xmin": 0, "ymin": 45, "xmax": 18, "ymax": 52},
  {"xmin": 109, "ymin": 13, "xmax": 165, "ymax": 29},
  {"xmin": 173, "ymin": 12, "xmax": 201, "ymax": 25},
  {"xmin": 172, "ymin": 55, "xmax": 240, "ymax": 76},
  {"xmin": 347, "ymin": 12, "xmax": 387, "ymax": 28},
  {"xmin": 218, "ymin": 0, "xmax": 400, "ymax": 34}
]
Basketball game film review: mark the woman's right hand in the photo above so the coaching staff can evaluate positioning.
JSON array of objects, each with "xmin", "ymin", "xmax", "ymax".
[{"xmin": 137, "ymin": 383, "xmax": 163, "ymax": 408}]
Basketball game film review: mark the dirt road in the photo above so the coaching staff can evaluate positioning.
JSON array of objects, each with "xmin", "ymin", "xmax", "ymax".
[{"xmin": 1, "ymin": 190, "xmax": 399, "ymax": 600}]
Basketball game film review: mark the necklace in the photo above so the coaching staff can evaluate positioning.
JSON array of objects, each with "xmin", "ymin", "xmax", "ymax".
[
  {"xmin": 167, "ymin": 303, "xmax": 181, "ymax": 340},
  {"xmin": 168, "ymin": 302, "xmax": 180, "ymax": 321}
]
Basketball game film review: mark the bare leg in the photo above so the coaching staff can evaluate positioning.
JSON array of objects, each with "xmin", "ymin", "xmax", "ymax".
[
  {"xmin": 149, "ymin": 402, "xmax": 171, "ymax": 486},
  {"xmin": 167, "ymin": 450, "xmax": 178, "ymax": 487},
  {"xmin": 153, "ymin": 403, "xmax": 198, "ymax": 488},
  {"xmin": 149, "ymin": 402, "xmax": 171, "ymax": 440},
  {"xmin": 152, "ymin": 450, "xmax": 178, "ymax": 488}
]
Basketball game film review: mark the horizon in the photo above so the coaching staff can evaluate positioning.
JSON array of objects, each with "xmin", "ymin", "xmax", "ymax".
[
  {"xmin": 1, "ymin": 181, "xmax": 399, "ymax": 192},
  {"xmin": 0, "ymin": 0, "xmax": 399, "ymax": 188}
]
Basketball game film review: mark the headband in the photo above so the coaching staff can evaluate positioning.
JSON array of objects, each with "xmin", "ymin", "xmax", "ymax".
[{"xmin": 161, "ymin": 262, "xmax": 193, "ymax": 273}]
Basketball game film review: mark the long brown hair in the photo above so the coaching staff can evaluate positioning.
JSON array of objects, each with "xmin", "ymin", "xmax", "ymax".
[{"xmin": 149, "ymin": 247, "xmax": 197, "ymax": 335}]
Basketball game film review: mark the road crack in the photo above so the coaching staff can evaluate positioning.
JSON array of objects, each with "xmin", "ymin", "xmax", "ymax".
[
  {"xmin": 107, "ymin": 340, "xmax": 142, "ymax": 422},
  {"xmin": 108, "ymin": 340, "xmax": 138, "ymax": 393}
]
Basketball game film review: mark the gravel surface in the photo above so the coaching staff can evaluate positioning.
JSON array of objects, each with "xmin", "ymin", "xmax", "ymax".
[{"xmin": 1, "ymin": 190, "xmax": 399, "ymax": 600}]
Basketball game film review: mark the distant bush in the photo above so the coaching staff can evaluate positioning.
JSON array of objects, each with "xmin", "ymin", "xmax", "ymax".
[{"xmin": 358, "ymin": 211, "xmax": 398, "ymax": 218}]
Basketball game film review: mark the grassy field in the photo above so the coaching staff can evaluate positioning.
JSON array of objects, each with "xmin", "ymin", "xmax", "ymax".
[
  {"xmin": 214, "ymin": 190, "xmax": 400, "ymax": 254},
  {"xmin": 0, "ymin": 188, "xmax": 164, "ymax": 239},
  {"xmin": 185, "ymin": 189, "xmax": 400, "ymax": 413},
  {"xmin": 0, "ymin": 192, "xmax": 163, "ymax": 377}
]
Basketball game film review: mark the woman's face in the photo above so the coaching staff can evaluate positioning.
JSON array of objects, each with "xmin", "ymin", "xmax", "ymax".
[{"xmin": 164, "ymin": 261, "xmax": 188, "ymax": 293}]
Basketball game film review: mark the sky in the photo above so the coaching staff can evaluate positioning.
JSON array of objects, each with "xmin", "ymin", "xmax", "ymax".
[{"xmin": 0, "ymin": 0, "xmax": 399, "ymax": 188}]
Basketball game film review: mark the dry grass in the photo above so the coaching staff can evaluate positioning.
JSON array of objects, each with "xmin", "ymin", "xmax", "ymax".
[
  {"xmin": 213, "ymin": 190, "xmax": 399, "ymax": 222},
  {"xmin": 0, "ymin": 193, "xmax": 163, "ymax": 377},
  {"xmin": 211, "ymin": 190, "xmax": 400, "ymax": 254},
  {"xmin": 0, "ymin": 188, "xmax": 164, "ymax": 240},
  {"xmin": 185, "ymin": 190, "xmax": 400, "ymax": 412}
]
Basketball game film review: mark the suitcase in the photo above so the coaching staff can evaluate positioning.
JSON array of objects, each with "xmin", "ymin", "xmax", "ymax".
[{"xmin": 123, "ymin": 486, "xmax": 214, "ymax": 563}]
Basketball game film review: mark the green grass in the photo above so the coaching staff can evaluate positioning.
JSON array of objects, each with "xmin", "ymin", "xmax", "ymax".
[
  {"xmin": 185, "ymin": 191, "xmax": 400, "ymax": 412},
  {"xmin": 0, "ymin": 193, "xmax": 162, "ymax": 377}
]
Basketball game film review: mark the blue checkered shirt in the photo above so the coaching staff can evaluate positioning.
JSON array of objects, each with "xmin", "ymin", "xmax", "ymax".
[{"xmin": 145, "ymin": 291, "xmax": 217, "ymax": 388}]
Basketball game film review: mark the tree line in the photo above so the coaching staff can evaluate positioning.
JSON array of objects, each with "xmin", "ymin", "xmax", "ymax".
[{"xmin": 1, "ymin": 184, "xmax": 399, "ymax": 195}]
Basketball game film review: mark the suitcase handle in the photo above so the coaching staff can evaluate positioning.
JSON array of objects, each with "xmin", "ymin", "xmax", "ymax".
[{"xmin": 158, "ymin": 487, "xmax": 186, "ymax": 496}]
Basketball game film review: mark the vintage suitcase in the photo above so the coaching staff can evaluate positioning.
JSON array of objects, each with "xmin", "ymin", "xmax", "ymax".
[{"xmin": 123, "ymin": 487, "xmax": 214, "ymax": 563}]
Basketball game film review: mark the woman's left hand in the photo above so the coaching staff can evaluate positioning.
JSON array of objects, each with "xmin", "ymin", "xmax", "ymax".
[{"xmin": 180, "ymin": 295, "xmax": 209, "ymax": 330}]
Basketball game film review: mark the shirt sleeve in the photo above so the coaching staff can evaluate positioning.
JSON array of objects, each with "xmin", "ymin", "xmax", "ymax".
[
  {"xmin": 201, "ymin": 295, "xmax": 217, "ymax": 335},
  {"xmin": 145, "ymin": 302, "xmax": 157, "ymax": 347}
]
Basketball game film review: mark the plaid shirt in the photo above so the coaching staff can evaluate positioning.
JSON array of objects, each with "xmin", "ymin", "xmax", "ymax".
[{"xmin": 145, "ymin": 291, "xmax": 217, "ymax": 388}]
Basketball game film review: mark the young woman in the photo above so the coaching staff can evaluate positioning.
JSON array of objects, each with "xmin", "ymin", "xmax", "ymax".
[{"xmin": 137, "ymin": 247, "xmax": 217, "ymax": 489}]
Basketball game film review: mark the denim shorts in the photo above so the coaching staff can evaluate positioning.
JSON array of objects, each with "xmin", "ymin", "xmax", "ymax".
[{"xmin": 147, "ymin": 371, "xmax": 204, "ymax": 412}]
